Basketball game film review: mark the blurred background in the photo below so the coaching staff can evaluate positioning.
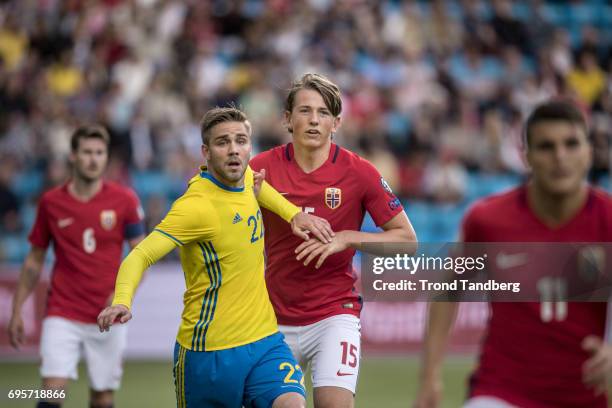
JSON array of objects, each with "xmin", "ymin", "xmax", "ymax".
[{"xmin": 0, "ymin": 0, "xmax": 612, "ymax": 406}]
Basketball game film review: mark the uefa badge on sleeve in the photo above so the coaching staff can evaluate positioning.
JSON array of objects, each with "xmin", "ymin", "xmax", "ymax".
[
  {"xmin": 325, "ymin": 187, "xmax": 342, "ymax": 210},
  {"xmin": 100, "ymin": 210, "xmax": 117, "ymax": 231}
]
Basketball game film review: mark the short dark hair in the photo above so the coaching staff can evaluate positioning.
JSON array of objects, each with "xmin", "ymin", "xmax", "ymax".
[
  {"xmin": 200, "ymin": 106, "xmax": 251, "ymax": 145},
  {"xmin": 71, "ymin": 125, "xmax": 110, "ymax": 152},
  {"xmin": 285, "ymin": 73, "xmax": 342, "ymax": 117},
  {"xmin": 524, "ymin": 100, "xmax": 588, "ymax": 147}
]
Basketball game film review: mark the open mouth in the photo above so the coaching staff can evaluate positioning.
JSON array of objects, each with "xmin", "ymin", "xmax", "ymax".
[
  {"xmin": 226, "ymin": 160, "xmax": 242, "ymax": 170},
  {"xmin": 306, "ymin": 129, "xmax": 320, "ymax": 135}
]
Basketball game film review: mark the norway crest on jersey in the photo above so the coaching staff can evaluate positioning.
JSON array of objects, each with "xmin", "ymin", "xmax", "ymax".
[
  {"xmin": 100, "ymin": 210, "xmax": 117, "ymax": 231},
  {"xmin": 325, "ymin": 187, "xmax": 342, "ymax": 209}
]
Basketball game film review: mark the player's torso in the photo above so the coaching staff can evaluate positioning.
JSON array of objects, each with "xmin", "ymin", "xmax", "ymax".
[
  {"xmin": 45, "ymin": 185, "xmax": 129, "ymax": 269},
  {"xmin": 251, "ymin": 144, "xmax": 368, "ymax": 324},
  {"xmin": 177, "ymin": 178, "xmax": 277, "ymax": 351},
  {"xmin": 470, "ymin": 187, "xmax": 611, "ymax": 407}
]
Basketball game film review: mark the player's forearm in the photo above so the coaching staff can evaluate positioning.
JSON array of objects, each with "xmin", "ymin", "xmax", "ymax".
[
  {"xmin": 341, "ymin": 227, "xmax": 417, "ymax": 254},
  {"xmin": 12, "ymin": 252, "xmax": 45, "ymax": 315},
  {"xmin": 257, "ymin": 181, "xmax": 300, "ymax": 222},
  {"xmin": 419, "ymin": 302, "xmax": 459, "ymax": 381},
  {"xmin": 112, "ymin": 232, "xmax": 175, "ymax": 309}
]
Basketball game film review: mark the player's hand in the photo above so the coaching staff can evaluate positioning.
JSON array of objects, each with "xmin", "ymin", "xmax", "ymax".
[
  {"xmin": 253, "ymin": 169, "xmax": 266, "ymax": 197},
  {"xmin": 413, "ymin": 377, "xmax": 442, "ymax": 408},
  {"xmin": 8, "ymin": 314, "xmax": 25, "ymax": 349},
  {"xmin": 582, "ymin": 335, "xmax": 612, "ymax": 394},
  {"xmin": 290, "ymin": 212, "xmax": 334, "ymax": 243},
  {"xmin": 97, "ymin": 305, "xmax": 132, "ymax": 332},
  {"xmin": 295, "ymin": 231, "xmax": 349, "ymax": 269}
]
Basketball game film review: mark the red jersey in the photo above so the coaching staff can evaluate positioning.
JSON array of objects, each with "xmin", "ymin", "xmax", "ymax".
[
  {"xmin": 464, "ymin": 186, "xmax": 612, "ymax": 408},
  {"xmin": 29, "ymin": 181, "xmax": 144, "ymax": 323},
  {"xmin": 250, "ymin": 143, "xmax": 403, "ymax": 325}
]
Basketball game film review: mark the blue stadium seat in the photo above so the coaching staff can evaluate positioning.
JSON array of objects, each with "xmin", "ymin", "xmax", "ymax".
[
  {"xmin": 11, "ymin": 171, "xmax": 43, "ymax": 200},
  {"xmin": 131, "ymin": 171, "xmax": 186, "ymax": 202},
  {"xmin": 0, "ymin": 234, "xmax": 29, "ymax": 263}
]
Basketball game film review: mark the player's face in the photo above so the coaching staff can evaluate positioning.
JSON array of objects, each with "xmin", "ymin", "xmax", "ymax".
[
  {"xmin": 70, "ymin": 138, "xmax": 108, "ymax": 182},
  {"xmin": 526, "ymin": 120, "xmax": 592, "ymax": 196},
  {"xmin": 202, "ymin": 121, "xmax": 251, "ymax": 187},
  {"xmin": 285, "ymin": 89, "xmax": 341, "ymax": 150}
]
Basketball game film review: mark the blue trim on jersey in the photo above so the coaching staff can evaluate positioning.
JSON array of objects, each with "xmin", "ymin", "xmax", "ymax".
[
  {"xmin": 192, "ymin": 241, "xmax": 222, "ymax": 351},
  {"xmin": 124, "ymin": 222, "xmax": 145, "ymax": 239},
  {"xmin": 192, "ymin": 242, "xmax": 216, "ymax": 350},
  {"xmin": 200, "ymin": 242, "xmax": 221, "ymax": 347},
  {"xmin": 200, "ymin": 171, "xmax": 245, "ymax": 192},
  {"xmin": 154, "ymin": 228, "xmax": 184, "ymax": 245}
]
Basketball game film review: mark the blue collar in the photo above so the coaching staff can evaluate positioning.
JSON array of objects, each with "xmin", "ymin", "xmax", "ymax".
[{"xmin": 200, "ymin": 171, "xmax": 245, "ymax": 192}]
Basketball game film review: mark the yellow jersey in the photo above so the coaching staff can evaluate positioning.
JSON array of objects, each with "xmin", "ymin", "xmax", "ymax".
[{"xmin": 112, "ymin": 166, "xmax": 300, "ymax": 351}]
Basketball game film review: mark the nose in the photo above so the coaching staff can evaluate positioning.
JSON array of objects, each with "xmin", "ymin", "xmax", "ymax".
[
  {"xmin": 228, "ymin": 141, "xmax": 239, "ymax": 155},
  {"xmin": 309, "ymin": 112, "xmax": 319, "ymax": 125},
  {"xmin": 553, "ymin": 145, "xmax": 567, "ymax": 162}
]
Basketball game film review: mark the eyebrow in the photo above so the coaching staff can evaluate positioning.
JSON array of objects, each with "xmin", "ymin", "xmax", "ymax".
[
  {"xmin": 297, "ymin": 105, "xmax": 329, "ymax": 111},
  {"xmin": 212, "ymin": 133, "xmax": 249, "ymax": 140}
]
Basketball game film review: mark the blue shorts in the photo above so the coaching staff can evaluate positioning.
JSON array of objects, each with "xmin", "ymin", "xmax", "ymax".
[{"xmin": 173, "ymin": 332, "xmax": 305, "ymax": 408}]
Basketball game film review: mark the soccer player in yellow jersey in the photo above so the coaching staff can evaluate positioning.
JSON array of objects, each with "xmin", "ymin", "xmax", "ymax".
[{"xmin": 97, "ymin": 107, "xmax": 334, "ymax": 408}]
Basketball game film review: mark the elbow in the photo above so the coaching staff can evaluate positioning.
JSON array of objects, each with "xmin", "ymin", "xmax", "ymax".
[
  {"xmin": 401, "ymin": 225, "xmax": 418, "ymax": 244},
  {"xmin": 400, "ymin": 225, "xmax": 418, "ymax": 255}
]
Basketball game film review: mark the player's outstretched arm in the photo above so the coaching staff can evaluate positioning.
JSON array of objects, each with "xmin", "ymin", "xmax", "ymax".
[
  {"xmin": 8, "ymin": 246, "xmax": 46, "ymax": 349},
  {"xmin": 296, "ymin": 211, "xmax": 417, "ymax": 269},
  {"xmin": 97, "ymin": 232, "xmax": 176, "ymax": 332},
  {"xmin": 413, "ymin": 302, "xmax": 459, "ymax": 408}
]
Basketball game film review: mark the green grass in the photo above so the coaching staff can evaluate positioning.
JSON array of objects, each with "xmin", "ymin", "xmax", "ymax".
[{"xmin": 0, "ymin": 356, "xmax": 475, "ymax": 407}]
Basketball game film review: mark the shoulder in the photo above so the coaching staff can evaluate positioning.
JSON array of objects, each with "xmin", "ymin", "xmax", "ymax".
[
  {"xmin": 337, "ymin": 147, "xmax": 379, "ymax": 174},
  {"xmin": 104, "ymin": 181, "xmax": 139, "ymax": 200},
  {"xmin": 176, "ymin": 178, "xmax": 213, "ymax": 209},
  {"xmin": 588, "ymin": 187, "xmax": 612, "ymax": 217},
  {"xmin": 336, "ymin": 147, "xmax": 387, "ymax": 190},
  {"xmin": 250, "ymin": 145, "xmax": 286, "ymax": 170},
  {"xmin": 463, "ymin": 187, "xmax": 523, "ymax": 225},
  {"xmin": 589, "ymin": 187, "xmax": 612, "ymax": 206},
  {"xmin": 38, "ymin": 185, "xmax": 66, "ymax": 206}
]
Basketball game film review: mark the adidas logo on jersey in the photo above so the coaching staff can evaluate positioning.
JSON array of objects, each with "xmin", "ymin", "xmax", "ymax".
[{"xmin": 232, "ymin": 213, "xmax": 243, "ymax": 224}]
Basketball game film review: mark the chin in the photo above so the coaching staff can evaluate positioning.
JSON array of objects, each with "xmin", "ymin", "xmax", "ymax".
[
  {"xmin": 299, "ymin": 137, "xmax": 325, "ymax": 148},
  {"xmin": 221, "ymin": 170, "xmax": 244, "ymax": 183},
  {"xmin": 544, "ymin": 182, "xmax": 582, "ymax": 197}
]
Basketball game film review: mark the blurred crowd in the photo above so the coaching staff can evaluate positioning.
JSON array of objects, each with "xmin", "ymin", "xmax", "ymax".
[{"xmin": 1, "ymin": 0, "xmax": 612, "ymax": 256}]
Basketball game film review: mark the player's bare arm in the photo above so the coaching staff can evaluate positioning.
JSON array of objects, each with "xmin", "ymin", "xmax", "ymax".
[
  {"xmin": 582, "ymin": 336, "xmax": 612, "ymax": 395},
  {"xmin": 413, "ymin": 302, "xmax": 460, "ymax": 408},
  {"xmin": 8, "ymin": 246, "xmax": 46, "ymax": 349},
  {"xmin": 296, "ymin": 211, "xmax": 416, "ymax": 269}
]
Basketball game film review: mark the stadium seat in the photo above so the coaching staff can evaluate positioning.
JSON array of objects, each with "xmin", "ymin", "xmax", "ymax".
[{"xmin": 11, "ymin": 171, "xmax": 43, "ymax": 200}]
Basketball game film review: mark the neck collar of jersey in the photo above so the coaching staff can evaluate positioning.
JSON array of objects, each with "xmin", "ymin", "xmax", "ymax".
[{"xmin": 200, "ymin": 166, "xmax": 245, "ymax": 192}]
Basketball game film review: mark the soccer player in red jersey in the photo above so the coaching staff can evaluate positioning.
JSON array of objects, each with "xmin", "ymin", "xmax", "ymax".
[
  {"xmin": 414, "ymin": 101, "xmax": 612, "ymax": 408},
  {"xmin": 250, "ymin": 73, "xmax": 417, "ymax": 408},
  {"xmin": 8, "ymin": 126, "xmax": 145, "ymax": 408}
]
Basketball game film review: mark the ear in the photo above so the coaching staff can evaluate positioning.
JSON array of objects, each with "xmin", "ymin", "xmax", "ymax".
[
  {"xmin": 522, "ymin": 147, "xmax": 532, "ymax": 173},
  {"xmin": 284, "ymin": 110, "xmax": 293, "ymax": 133},
  {"xmin": 332, "ymin": 115, "xmax": 342, "ymax": 133},
  {"xmin": 201, "ymin": 144, "xmax": 210, "ymax": 162}
]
